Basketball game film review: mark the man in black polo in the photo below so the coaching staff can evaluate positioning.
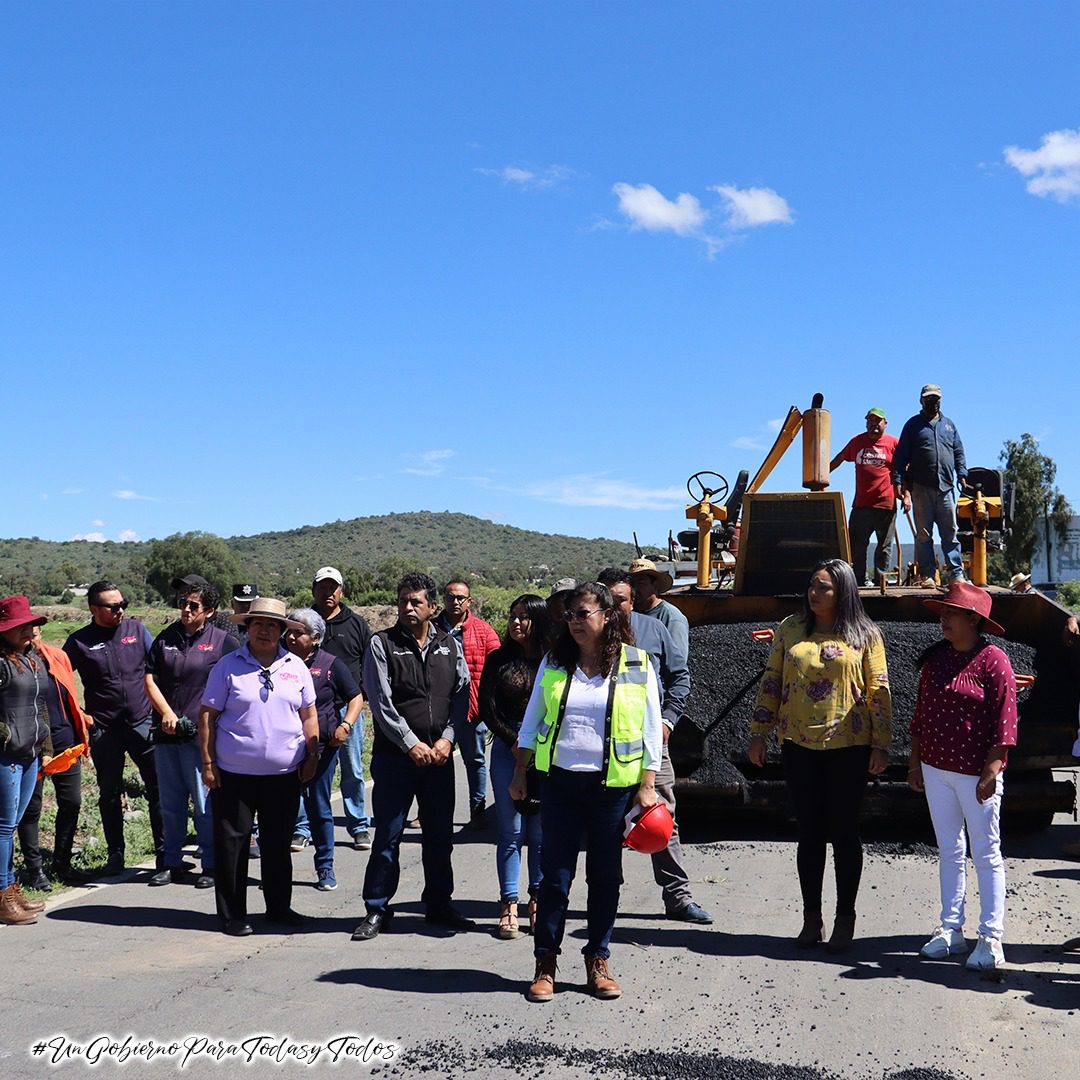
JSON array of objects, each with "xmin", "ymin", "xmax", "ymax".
[
  {"xmin": 63, "ymin": 580, "xmax": 164, "ymax": 876},
  {"xmin": 352, "ymin": 572, "xmax": 471, "ymax": 941}
]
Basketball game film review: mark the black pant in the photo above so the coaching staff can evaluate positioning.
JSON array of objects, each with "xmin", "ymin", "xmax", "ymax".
[
  {"xmin": 89, "ymin": 719, "xmax": 164, "ymax": 862},
  {"xmin": 362, "ymin": 749, "xmax": 455, "ymax": 912},
  {"xmin": 211, "ymin": 768, "xmax": 300, "ymax": 923},
  {"xmin": 17, "ymin": 763, "xmax": 83, "ymax": 873},
  {"xmin": 782, "ymin": 741, "xmax": 871, "ymax": 917}
]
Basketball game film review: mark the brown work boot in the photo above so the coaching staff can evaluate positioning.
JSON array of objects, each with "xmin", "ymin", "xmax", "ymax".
[
  {"xmin": 11, "ymin": 881, "xmax": 46, "ymax": 913},
  {"xmin": 0, "ymin": 884, "xmax": 38, "ymax": 925},
  {"xmin": 526, "ymin": 954, "xmax": 557, "ymax": 1002},
  {"xmin": 585, "ymin": 955, "xmax": 621, "ymax": 999}
]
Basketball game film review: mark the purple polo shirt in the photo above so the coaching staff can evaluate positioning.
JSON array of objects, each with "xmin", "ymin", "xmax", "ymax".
[{"xmin": 201, "ymin": 644, "xmax": 317, "ymax": 776}]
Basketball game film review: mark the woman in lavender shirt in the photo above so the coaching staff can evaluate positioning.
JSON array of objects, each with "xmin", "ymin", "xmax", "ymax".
[{"xmin": 199, "ymin": 598, "xmax": 319, "ymax": 937}]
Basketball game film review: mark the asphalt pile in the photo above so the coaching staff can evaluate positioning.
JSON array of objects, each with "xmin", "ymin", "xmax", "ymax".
[{"xmin": 681, "ymin": 622, "xmax": 1039, "ymax": 787}]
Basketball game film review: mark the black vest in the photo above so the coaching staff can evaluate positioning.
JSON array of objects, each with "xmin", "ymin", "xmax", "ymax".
[
  {"xmin": 0, "ymin": 653, "xmax": 48, "ymax": 762},
  {"xmin": 374, "ymin": 624, "xmax": 458, "ymax": 755},
  {"xmin": 306, "ymin": 647, "xmax": 341, "ymax": 744}
]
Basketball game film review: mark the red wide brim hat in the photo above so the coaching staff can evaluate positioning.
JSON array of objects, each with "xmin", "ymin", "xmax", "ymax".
[
  {"xmin": 923, "ymin": 581, "xmax": 1005, "ymax": 636},
  {"xmin": 0, "ymin": 595, "xmax": 48, "ymax": 635}
]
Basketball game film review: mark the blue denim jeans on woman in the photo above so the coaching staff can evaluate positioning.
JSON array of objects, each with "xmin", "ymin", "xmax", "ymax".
[
  {"xmin": 911, "ymin": 482, "xmax": 964, "ymax": 581},
  {"xmin": 300, "ymin": 745, "xmax": 341, "ymax": 873},
  {"xmin": 155, "ymin": 740, "xmax": 214, "ymax": 872},
  {"xmin": 293, "ymin": 709, "xmax": 368, "ymax": 841},
  {"xmin": 1, "ymin": 754, "xmax": 40, "ymax": 888},
  {"xmin": 533, "ymin": 766, "xmax": 636, "ymax": 961},
  {"xmin": 490, "ymin": 738, "xmax": 541, "ymax": 901}
]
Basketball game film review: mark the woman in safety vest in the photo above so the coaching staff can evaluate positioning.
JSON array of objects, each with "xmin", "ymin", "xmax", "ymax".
[{"xmin": 511, "ymin": 582, "xmax": 662, "ymax": 1003}]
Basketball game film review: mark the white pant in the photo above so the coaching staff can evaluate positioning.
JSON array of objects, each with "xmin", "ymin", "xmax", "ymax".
[{"xmin": 922, "ymin": 762, "xmax": 1005, "ymax": 940}]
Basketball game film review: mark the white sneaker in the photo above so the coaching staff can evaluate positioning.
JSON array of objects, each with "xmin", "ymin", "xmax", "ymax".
[
  {"xmin": 920, "ymin": 925, "xmax": 967, "ymax": 958},
  {"xmin": 966, "ymin": 935, "xmax": 1005, "ymax": 971}
]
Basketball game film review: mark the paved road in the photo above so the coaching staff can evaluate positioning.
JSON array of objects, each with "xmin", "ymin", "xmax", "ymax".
[{"xmin": 3, "ymin": 760, "xmax": 1078, "ymax": 1080}]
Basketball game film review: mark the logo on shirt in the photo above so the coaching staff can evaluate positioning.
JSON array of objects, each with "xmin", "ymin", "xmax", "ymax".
[
  {"xmin": 434, "ymin": 645, "xmax": 451, "ymax": 656},
  {"xmin": 854, "ymin": 447, "xmax": 890, "ymax": 468},
  {"xmin": 196, "ymin": 643, "xmax": 216, "ymax": 652},
  {"xmin": 310, "ymin": 667, "xmax": 323, "ymax": 676},
  {"xmin": 278, "ymin": 671, "xmax": 299, "ymax": 682},
  {"xmin": 121, "ymin": 636, "xmax": 138, "ymax": 645}
]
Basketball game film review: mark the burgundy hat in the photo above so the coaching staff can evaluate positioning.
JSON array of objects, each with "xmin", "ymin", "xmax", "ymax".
[
  {"xmin": 0, "ymin": 595, "xmax": 48, "ymax": 635},
  {"xmin": 923, "ymin": 581, "xmax": 1004, "ymax": 636}
]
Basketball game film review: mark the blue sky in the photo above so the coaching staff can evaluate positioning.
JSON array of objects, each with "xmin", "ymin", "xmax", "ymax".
[{"xmin": 4, "ymin": 2, "xmax": 1078, "ymax": 551}]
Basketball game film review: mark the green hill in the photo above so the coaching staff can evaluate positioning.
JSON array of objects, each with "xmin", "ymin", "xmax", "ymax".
[{"xmin": 0, "ymin": 512, "xmax": 651, "ymax": 600}]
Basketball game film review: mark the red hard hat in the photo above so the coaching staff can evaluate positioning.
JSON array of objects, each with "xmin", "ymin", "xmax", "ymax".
[{"xmin": 623, "ymin": 802, "xmax": 674, "ymax": 855}]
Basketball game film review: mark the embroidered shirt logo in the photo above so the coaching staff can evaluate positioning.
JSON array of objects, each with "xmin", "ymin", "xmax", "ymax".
[
  {"xmin": 121, "ymin": 635, "xmax": 138, "ymax": 645},
  {"xmin": 196, "ymin": 643, "xmax": 215, "ymax": 652}
]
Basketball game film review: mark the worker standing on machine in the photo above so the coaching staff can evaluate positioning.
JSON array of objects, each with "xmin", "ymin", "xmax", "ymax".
[
  {"xmin": 830, "ymin": 407, "xmax": 899, "ymax": 587},
  {"xmin": 892, "ymin": 384, "xmax": 969, "ymax": 588}
]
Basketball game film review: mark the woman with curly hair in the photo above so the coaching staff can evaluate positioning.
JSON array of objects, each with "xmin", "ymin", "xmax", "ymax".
[
  {"xmin": 512, "ymin": 582, "xmax": 662, "ymax": 1002},
  {"xmin": 747, "ymin": 559, "xmax": 891, "ymax": 952}
]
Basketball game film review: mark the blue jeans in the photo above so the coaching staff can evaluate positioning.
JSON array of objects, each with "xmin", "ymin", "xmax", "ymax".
[
  {"xmin": 337, "ymin": 710, "xmax": 369, "ymax": 834},
  {"xmin": 490, "ymin": 739, "xmax": 542, "ymax": 901},
  {"xmin": 300, "ymin": 746, "xmax": 340, "ymax": 873},
  {"xmin": 362, "ymin": 748, "xmax": 455, "ymax": 913},
  {"xmin": 155, "ymin": 740, "xmax": 214, "ymax": 872},
  {"xmin": 456, "ymin": 718, "xmax": 488, "ymax": 812},
  {"xmin": 911, "ymin": 483, "xmax": 963, "ymax": 581},
  {"xmin": 533, "ymin": 767, "xmax": 636, "ymax": 960},
  {"xmin": 293, "ymin": 709, "xmax": 368, "ymax": 840},
  {"xmin": 1, "ymin": 755, "xmax": 39, "ymax": 888}
]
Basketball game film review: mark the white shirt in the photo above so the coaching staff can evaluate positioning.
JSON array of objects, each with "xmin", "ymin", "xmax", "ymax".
[{"xmin": 517, "ymin": 654, "xmax": 663, "ymax": 773}]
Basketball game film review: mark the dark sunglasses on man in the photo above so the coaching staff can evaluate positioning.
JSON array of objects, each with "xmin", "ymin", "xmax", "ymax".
[{"xmin": 93, "ymin": 599, "xmax": 129, "ymax": 613}]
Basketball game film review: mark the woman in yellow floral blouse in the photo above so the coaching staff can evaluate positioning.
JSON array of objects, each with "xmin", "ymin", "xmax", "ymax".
[{"xmin": 747, "ymin": 559, "xmax": 891, "ymax": 953}]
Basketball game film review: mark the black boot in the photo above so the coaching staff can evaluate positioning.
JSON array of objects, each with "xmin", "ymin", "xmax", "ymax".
[
  {"xmin": 796, "ymin": 911, "xmax": 823, "ymax": 948},
  {"xmin": 826, "ymin": 913, "xmax": 856, "ymax": 953}
]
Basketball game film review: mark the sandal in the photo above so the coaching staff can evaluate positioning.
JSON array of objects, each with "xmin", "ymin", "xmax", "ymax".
[{"xmin": 499, "ymin": 900, "xmax": 520, "ymax": 939}]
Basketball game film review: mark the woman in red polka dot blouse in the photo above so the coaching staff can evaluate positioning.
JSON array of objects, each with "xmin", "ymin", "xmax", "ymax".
[{"xmin": 908, "ymin": 581, "xmax": 1018, "ymax": 972}]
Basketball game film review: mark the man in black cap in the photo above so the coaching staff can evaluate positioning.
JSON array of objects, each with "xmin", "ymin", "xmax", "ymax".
[
  {"xmin": 230, "ymin": 583, "xmax": 258, "ymax": 645},
  {"xmin": 892, "ymin": 384, "xmax": 968, "ymax": 588}
]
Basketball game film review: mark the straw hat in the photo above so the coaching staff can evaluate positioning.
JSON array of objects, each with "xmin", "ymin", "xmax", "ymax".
[
  {"xmin": 628, "ymin": 558, "xmax": 674, "ymax": 595},
  {"xmin": 1008, "ymin": 573, "xmax": 1031, "ymax": 591},
  {"xmin": 923, "ymin": 581, "xmax": 1004, "ymax": 636},
  {"xmin": 230, "ymin": 596, "xmax": 304, "ymax": 629}
]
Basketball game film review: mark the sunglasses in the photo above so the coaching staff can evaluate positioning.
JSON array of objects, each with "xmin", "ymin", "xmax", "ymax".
[
  {"xmin": 179, "ymin": 600, "xmax": 204, "ymax": 611},
  {"xmin": 566, "ymin": 608, "xmax": 603, "ymax": 621},
  {"xmin": 93, "ymin": 600, "xmax": 129, "ymax": 613},
  {"xmin": 259, "ymin": 669, "xmax": 274, "ymax": 693}
]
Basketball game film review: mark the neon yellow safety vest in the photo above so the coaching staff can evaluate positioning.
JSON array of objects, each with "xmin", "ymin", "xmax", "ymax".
[{"xmin": 533, "ymin": 644, "xmax": 649, "ymax": 787}]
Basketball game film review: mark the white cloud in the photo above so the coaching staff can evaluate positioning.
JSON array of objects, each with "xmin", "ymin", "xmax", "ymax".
[
  {"xmin": 477, "ymin": 164, "xmax": 574, "ymax": 189},
  {"xmin": 403, "ymin": 449, "xmax": 455, "ymax": 477},
  {"xmin": 1004, "ymin": 128, "xmax": 1080, "ymax": 203},
  {"xmin": 712, "ymin": 185, "xmax": 794, "ymax": 228},
  {"xmin": 767, "ymin": 417, "xmax": 784, "ymax": 432},
  {"xmin": 613, "ymin": 182, "xmax": 708, "ymax": 236},
  {"xmin": 611, "ymin": 180, "xmax": 793, "ymax": 256},
  {"xmin": 118, "ymin": 529, "xmax": 140, "ymax": 542},
  {"xmin": 114, "ymin": 489, "xmax": 155, "ymax": 501},
  {"xmin": 92, "ymin": 519, "xmax": 105, "ymax": 527},
  {"xmin": 70, "ymin": 531, "xmax": 107, "ymax": 543},
  {"xmin": 521, "ymin": 474, "xmax": 686, "ymax": 512}
]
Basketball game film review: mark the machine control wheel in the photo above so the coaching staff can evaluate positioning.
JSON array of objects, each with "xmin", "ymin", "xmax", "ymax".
[{"xmin": 687, "ymin": 471, "xmax": 729, "ymax": 504}]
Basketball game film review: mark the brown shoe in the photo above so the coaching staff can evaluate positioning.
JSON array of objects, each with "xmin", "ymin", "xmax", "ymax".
[
  {"xmin": 585, "ymin": 955, "xmax": 621, "ymax": 999},
  {"xmin": 0, "ymin": 884, "xmax": 38, "ymax": 925},
  {"xmin": 498, "ymin": 900, "xmax": 520, "ymax": 939},
  {"xmin": 10, "ymin": 881, "xmax": 45, "ymax": 914},
  {"xmin": 527, "ymin": 954, "xmax": 557, "ymax": 1002}
]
